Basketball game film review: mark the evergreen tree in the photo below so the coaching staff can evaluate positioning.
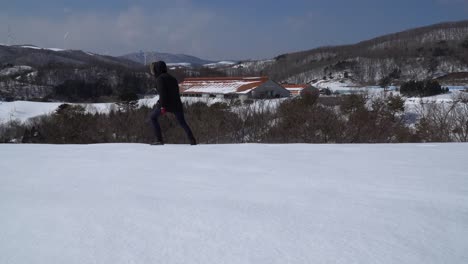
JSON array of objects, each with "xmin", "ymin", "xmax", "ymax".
[{"xmin": 117, "ymin": 91, "xmax": 139, "ymax": 111}]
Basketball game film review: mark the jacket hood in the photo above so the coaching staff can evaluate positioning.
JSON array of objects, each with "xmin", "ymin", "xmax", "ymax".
[{"xmin": 151, "ymin": 61, "xmax": 168, "ymax": 78}]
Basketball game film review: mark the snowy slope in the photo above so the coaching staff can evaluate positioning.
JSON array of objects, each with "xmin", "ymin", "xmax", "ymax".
[
  {"xmin": 0, "ymin": 66, "xmax": 33, "ymax": 77},
  {"xmin": 204, "ymin": 61, "xmax": 238, "ymax": 68},
  {"xmin": 0, "ymin": 101, "xmax": 118, "ymax": 123},
  {"xmin": 0, "ymin": 99, "xmax": 163, "ymax": 123},
  {"xmin": 0, "ymin": 143, "xmax": 467, "ymax": 264},
  {"xmin": 0, "ymin": 101, "xmax": 65, "ymax": 122},
  {"xmin": 0, "ymin": 97, "xmax": 284, "ymax": 123}
]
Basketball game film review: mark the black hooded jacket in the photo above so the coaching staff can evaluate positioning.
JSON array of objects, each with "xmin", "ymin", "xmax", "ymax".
[{"xmin": 153, "ymin": 61, "xmax": 184, "ymax": 113}]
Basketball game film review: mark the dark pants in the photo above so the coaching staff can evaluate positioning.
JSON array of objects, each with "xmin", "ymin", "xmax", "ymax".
[{"xmin": 150, "ymin": 108, "xmax": 195, "ymax": 142}]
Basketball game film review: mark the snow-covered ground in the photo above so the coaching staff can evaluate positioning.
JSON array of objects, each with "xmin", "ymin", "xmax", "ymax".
[
  {"xmin": 313, "ymin": 79, "xmax": 360, "ymax": 91},
  {"xmin": 0, "ymin": 97, "xmax": 286, "ymax": 124},
  {"xmin": 0, "ymin": 66, "xmax": 33, "ymax": 77},
  {"xmin": 0, "ymin": 101, "xmax": 118, "ymax": 123},
  {"xmin": 312, "ymin": 79, "xmax": 402, "ymax": 94},
  {"xmin": 0, "ymin": 143, "xmax": 467, "ymax": 264},
  {"xmin": 0, "ymin": 98, "xmax": 164, "ymax": 123},
  {"xmin": 405, "ymin": 90, "xmax": 466, "ymax": 105}
]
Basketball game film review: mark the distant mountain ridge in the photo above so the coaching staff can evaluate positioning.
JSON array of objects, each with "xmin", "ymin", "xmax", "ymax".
[
  {"xmin": 0, "ymin": 44, "xmax": 149, "ymax": 100},
  {"xmin": 0, "ymin": 44, "xmax": 139, "ymax": 68},
  {"xmin": 120, "ymin": 51, "xmax": 215, "ymax": 66}
]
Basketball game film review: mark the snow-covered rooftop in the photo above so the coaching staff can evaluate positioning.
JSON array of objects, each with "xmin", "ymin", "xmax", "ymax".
[
  {"xmin": 167, "ymin": 62, "xmax": 192, "ymax": 68},
  {"xmin": 283, "ymin": 84, "xmax": 310, "ymax": 95},
  {"xmin": 180, "ymin": 77, "xmax": 269, "ymax": 95}
]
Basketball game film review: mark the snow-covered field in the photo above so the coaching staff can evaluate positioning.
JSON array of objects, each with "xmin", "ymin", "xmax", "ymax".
[
  {"xmin": 0, "ymin": 143, "xmax": 467, "ymax": 264},
  {"xmin": 0, "ymin": 97, "xmax": 285, "ymax": 124},
  {"xmin": 0, "ymin": 99, "xmax": 163, "ymax": 123},
  {"xmin": 0, "ymin": 101, "xmax": 117, "ymax": 123}
]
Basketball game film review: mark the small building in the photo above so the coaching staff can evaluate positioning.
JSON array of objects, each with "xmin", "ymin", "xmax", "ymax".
[
  {"xmin": 180, "ymin": 77, "xmax": 290, "ymax": 100},
  {"xmin": 283, "ymin": 84, "xmax": 308, "ymax": 97},
  {"xmin": 282, "ymin": 84, "xmax": 318, "ymax": 97}
]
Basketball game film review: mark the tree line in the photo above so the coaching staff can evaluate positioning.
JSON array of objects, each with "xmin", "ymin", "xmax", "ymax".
[{"xmin": 2, "ymin": 92, "xmax": 468, "ymax": 144}]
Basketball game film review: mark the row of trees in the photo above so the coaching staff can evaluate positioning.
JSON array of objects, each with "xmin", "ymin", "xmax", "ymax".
[
  {"xmin": 0, "ymin": 59, "xmax": 157, "ymax": 102},
  {"xmin": 400, "ymin": 80, "xmax": 448, "ymax": 97},
  {"xmin": 2, "ymin": 92, "xmax": 467, "ymax": 144},
  {"xmin": 50, "ymin": 72, "xmax": 151, "ymax": 102}
]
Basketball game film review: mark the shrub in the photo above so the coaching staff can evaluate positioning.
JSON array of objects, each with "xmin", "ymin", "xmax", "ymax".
[
  {"xmin": 461, "ymin": 37, "xmax": 468, "ymax": 49},
  {"xmin": 54, "ymin": 80, "xmax": 113, "ymax": 102},
  {"xmin": 3, "ymin": 92, "xmax": 465, "ymax": 144}
]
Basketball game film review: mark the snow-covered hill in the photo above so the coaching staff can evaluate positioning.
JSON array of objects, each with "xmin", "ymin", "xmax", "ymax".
[
  {"xmin": 0, "ymin": 44, "xmax": 135, "ymax": 68},
  {"xmin": 0, "ymin": 44, "xmax": 148, "ymax": 101},
  {"xmin": 229, "ymin": 20, "xmax": 468, "ymax": 85},
  {"xmin": 0, "ymin": 143, "xmax": 467, "ymax": 264}
]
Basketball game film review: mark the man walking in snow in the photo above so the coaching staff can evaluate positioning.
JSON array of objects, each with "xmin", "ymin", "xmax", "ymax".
[{"xmin": 149, "ymin": 61, "xmax": 197, "ymax": 145}]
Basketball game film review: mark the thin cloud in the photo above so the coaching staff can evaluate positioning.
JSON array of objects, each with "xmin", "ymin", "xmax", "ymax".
[
  {"xmin": 1, "ymin": 1, "xmax": 467, "ymax": 60},
  {"xmin": 436, "ymin": 0, "xmax": 468, "ymax": 3}
]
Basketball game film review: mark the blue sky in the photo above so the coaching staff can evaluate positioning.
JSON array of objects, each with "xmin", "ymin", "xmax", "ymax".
[{"xmin": 1, "ymin": 0, "xmax": 467, "ymax": 60}]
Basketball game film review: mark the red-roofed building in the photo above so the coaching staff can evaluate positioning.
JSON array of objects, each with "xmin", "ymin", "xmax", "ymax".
[{"xmin": 180, "ymin": 77, "xmax": 290, "ymax": 100}]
